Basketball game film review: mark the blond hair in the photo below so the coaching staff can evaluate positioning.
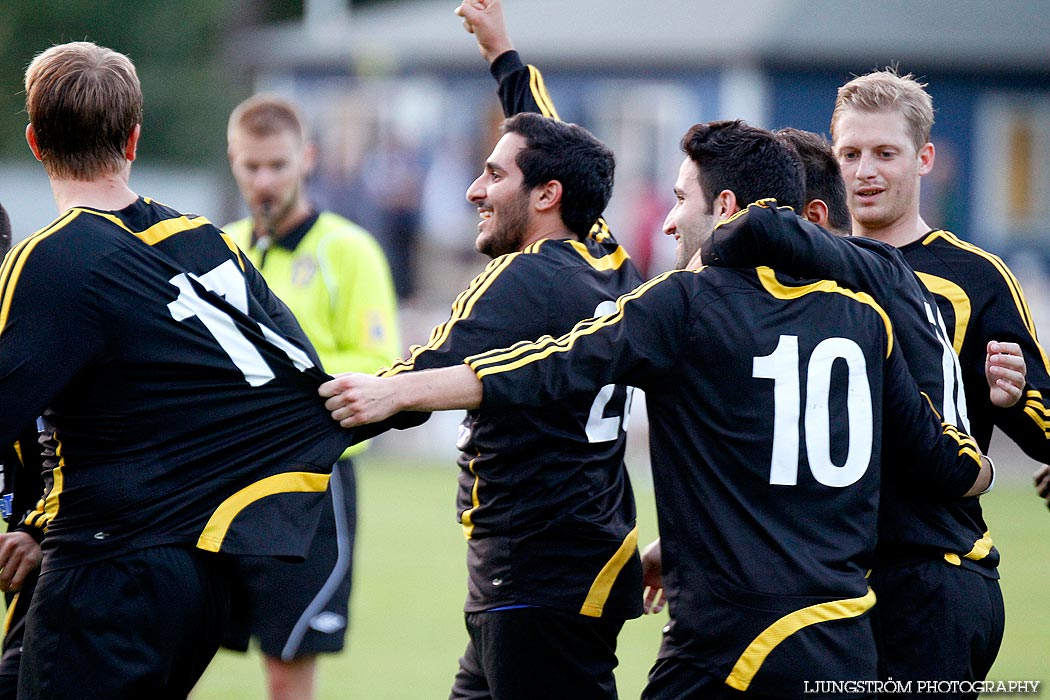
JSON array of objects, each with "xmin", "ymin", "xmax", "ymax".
[
  {"xmin": 831, "ymin": 69, "xmax": 934, "ymax": 153},
  {"xmin": 227, "ymin": 94, "xmax": 308, "ymax": 145},
  {"xmin": 25, "ymin": 42, "xmax": 142, "ymax": 180}
]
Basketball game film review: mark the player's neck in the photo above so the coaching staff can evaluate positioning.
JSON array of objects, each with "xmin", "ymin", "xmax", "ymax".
[
  {"xmin": 517, "ymin": 217, "xmax": 575, "ymax": 251},
  {"xmin": 853, "ymin": 214, "xmax": 931, "ymax": 249},
  {"xmin": 49, "ymin": 171, "xmax": 138, "ymax": 214}
]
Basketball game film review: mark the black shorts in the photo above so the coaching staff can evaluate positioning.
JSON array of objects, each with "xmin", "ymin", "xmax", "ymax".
[
  {"xmin": 224, "ymin": 458, "xmax": 356, "ymax": 660},
  {"xmin": 450, "ymin": 606, "xmax": 625, "ymax": 700},
  {"xmin": 0, "ymin": 568, "xmax": 38, "ymax": 700},
  {"xmin": 642, "ymin": 655, "xmax": 864, "ymax": 700},
  {"xmin": 18, "ymin": 545, "xmax": 231, "ymax": 700},
  {"xmin": 871, "ymin": 559, "xmax": 1004, "ymax": 698}
]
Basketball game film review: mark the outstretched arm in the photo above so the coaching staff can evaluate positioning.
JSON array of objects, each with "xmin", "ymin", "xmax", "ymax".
[{"xmin": 320, "ymin": 366, "xmax": 482, "ymax": 427}]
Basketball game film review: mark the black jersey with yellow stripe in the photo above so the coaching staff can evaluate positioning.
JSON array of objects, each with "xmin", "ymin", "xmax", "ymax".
[
  {"xmin": 492, "ymin": 50, "xmax": 559, "ymax": 120},
  {"xmin": 384, "ymin": 236, "xmax": 644, "ymax": 619},
  {"xmin": 901, "ymin": 229, "xmax": 1050, "ymax": 459},
  {"xmin": 0, "ymin": 197, "xmax": 355, "ymax": 570},
  {"xmin": 705, "ymin": 204, "xmax": 999, "ymax": 575},
  {"xmin": 467, "ymin": 264, "xmax": 983, "ymax": 694}
]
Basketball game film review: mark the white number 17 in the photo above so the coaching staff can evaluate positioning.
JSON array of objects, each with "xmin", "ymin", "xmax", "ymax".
[{"xmin": 167, "ymin": 260, "xmax": 314, "ymax": 386}]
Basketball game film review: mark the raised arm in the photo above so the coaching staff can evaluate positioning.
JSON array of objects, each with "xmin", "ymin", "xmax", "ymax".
[
  {"xmin": 456, "ymin": 0, "xmax": 514, "ymax": 65},
  {"xmin": 456, "ymin": 0, "xmax": 559, "ymax": 120}
]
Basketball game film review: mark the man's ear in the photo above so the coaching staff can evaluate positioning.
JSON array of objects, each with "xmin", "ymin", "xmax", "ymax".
[
  {"xmin": 125, "ymin": 124, "xmax": 141, "ymax": 162},
  {"xmin": 302, "ymin": 141, "xmax": 318, "ymax": 179},
  {"xmin": 802, "ymin": 199, "xmax": 830, "ymax": 227},
  {"xmin": 25, "ymin": 124, "xmax": 42, "ymax": 162},
  {"xmin": 715, "ymin": 189, "xmax": 739, "ymax": 220},
  {"xmin": 918, "ymin": 141, "xmax": 935, "ymax": 177},
  {"xmin": 533, "ymin": 180, "xmax": 563, "ymax": 213}
]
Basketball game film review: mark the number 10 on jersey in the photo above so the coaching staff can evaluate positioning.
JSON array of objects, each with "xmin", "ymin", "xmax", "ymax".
[{"xmin": 752, "ymin": 334, "xmax": 874, "ymax": 488}]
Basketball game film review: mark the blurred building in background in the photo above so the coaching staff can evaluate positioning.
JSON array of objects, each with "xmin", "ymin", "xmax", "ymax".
[
  {"xmin": 227, "ymin": 0, "xmax": 1050, "ymax": 278},
  {"xmin": 3, "ymin": 0, "xmax": 1047, "ymax": 460},
  {"xmin": 219, "ymin": 0, "xmax": 1050, "ymax": 462}
]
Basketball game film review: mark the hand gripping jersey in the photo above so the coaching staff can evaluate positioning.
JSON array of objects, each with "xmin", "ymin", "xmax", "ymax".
[
  {"xmin": 223, "ymin": 211, "xmax": 400, "ymax": 377},
  {"xmin": 465, "ymin": 264, "xmax": 983, "ymax": 694},
  {"xmin": 224, "ymin": 211, "xmax": 401, "ymax": 460},
  {"xmin": 383, "ymin": 236, "xmax": 644, "ymax": 619},
  {"xmin": 900, "ymin": 229, "xmax": 1050, "ymax": 459},
  {"xmin": 704, "ymin": 202, "xmax": 998, "ymax": 574},
  {"xmin": 0, "ymin": 198, "xmax": 356, "ymax": 570}
]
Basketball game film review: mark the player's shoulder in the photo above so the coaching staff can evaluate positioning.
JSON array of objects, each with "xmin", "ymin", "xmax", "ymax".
[
  {"xmin": 911, "ymin": 229, "xmax": 1004, "ymax": 268},
  {"xmin": 533, "ymin": 236, "xmax": 639, "ymax": 281},
  {"xmin": 7, "ymin": 206, "xmax": 122, "ymax": 269},
  {"xmin": 908, "ymin": 229, "xmax": 1021, "ymax": 288}
]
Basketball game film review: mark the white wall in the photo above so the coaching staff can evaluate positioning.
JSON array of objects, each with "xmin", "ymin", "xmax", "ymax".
[{"xmin": 1, "ymin": 162, "xmax": 230, "ymax": 243}]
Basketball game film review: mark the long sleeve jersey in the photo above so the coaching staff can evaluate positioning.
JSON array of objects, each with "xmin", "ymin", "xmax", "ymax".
[
  {"xmin": 225, "ymin": 211, "xmax": 401, "ymax": 458},
  {"xmin": 384, "ymin": 237, "xmax": 644, "ymax": 618},
  {"xmin": 0, "ymin": 198, "xmax": 356, "ymax": 570},
  {"xmin": 704, "ymin": 202, "xmax": 998, "ymax": 574},
  {"xmin": 466, "ymin": 262, "xmax": 983, "ymax": 694},
  {"xmin": 900, "ymin": 229, "xmax": 1050, "ymax": 459}
]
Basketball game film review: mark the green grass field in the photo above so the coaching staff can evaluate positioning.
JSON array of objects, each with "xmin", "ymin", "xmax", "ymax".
[{"xmin": 190, "ymin": 454, "xmax": 1049, "ymax": 699}]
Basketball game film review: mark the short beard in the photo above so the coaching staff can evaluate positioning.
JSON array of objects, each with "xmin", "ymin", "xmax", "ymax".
[{"xmin": 476, "ymin": 192, "xmax": 531, "ymax": 258}]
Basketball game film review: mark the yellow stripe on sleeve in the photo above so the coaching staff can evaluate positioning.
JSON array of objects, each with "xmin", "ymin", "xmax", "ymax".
[
  {"xmin": 527, "ymin": 65, "xmax": 560, "ymax": 120},
  {"xmin": 382, "ymin": 254, "xmax": 521, "ymax": 376},
  {"xmin": 0, "ymin": 210, "xmax": 81, "ymax": 337},
  {"xmin": 467, "ymin": 271, "xmax": 676, "ymax": 378}
]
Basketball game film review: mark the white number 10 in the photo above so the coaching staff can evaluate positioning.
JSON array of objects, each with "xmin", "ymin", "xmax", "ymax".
[{"xmin": 752, "ymin": 335, "xmax": 873, "ymax": 488}]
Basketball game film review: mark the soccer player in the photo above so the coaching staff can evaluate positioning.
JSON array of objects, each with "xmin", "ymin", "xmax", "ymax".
[
  {"xmin": 830, "ymin": 69, "xmax": 1047, "ymax": 689},
  {"xmin": 389, "ymin": 110, "xmax": 643, "ymax": 700},
  {"xmin": 223, "ymin": 94, "xmax": 401, "ymax": 700},
  {"xmin": 320, "ymin": 119, "xmax": 993, "ymax": 699},
  {"xmin": 3, "ymin": 42, "xmax": 357, "ymax": 699},
  {"xmin": 323, "ymin": 7, "xmax": 644, "ymax": 697}
]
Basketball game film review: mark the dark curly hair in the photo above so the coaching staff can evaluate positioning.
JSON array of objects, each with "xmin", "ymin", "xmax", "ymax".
[
  {"xmin": 681, "ymin": 120, "xmax": 804, "ymax": 212},
  {"xmin": 501, "ymin": 113, "xmax": 614, "ymax": 239}
]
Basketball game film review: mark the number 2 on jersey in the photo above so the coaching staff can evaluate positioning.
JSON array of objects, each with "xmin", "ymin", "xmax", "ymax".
[{"xmin": 585, "ymin": 300, "xmax": 634, "ymax": 443}]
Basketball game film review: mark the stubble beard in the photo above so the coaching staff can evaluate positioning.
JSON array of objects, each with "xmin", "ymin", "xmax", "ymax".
[{"xmin": 476, "ymin": 194, "xmax": 530, "ymax": 259}]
